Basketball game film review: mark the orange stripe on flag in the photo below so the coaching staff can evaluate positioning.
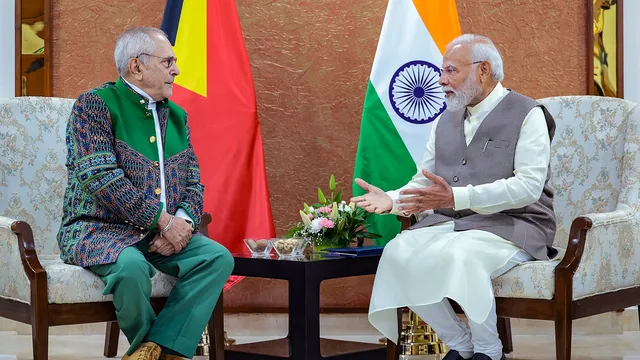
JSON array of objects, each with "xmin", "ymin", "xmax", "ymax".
[{"xmin": 412, "ymin": 0, "xmax": 461, "ymax": 54}]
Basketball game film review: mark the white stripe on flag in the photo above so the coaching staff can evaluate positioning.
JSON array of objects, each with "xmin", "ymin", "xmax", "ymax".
[{"xmin": 370, "ymin": 0, "xmax": 445, "ymax": 163}]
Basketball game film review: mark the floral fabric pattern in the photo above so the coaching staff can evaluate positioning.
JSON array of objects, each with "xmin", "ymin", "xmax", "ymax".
[
  {"xmin": 493, "ymin": 96, "xmax": 640, "ymax": 299},
  {"xmin": 1, "ymin": 95, "xmax": 640, "ymax": 303},
  {"xmin": 0, "ymin": 97, "xmax": 176, "ymax": 304}
]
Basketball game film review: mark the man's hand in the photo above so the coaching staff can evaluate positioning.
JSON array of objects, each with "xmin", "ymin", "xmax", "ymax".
[
  {"xmin": 350, "ymin": 178, "xmax": 393, "ymax": 214},
  {"xmin": 157, "ymin": 213, "xmax": 193, "ymax": 253},
  {"xmin": 396, "ymin": 170, "xmax": 454, "ymax": 214},
  {"xmin": 149, "ymin": 236, "xmax": 175, "ymax": 256}
]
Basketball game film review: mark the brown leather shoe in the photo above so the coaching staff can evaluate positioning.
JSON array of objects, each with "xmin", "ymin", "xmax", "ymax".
[{"xmin": 122, "ymin": 342, "xmax": 162, "ymax": 360}]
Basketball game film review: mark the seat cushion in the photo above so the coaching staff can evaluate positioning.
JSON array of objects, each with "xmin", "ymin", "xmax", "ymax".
[
  {"xmin": 43, "ymin": 258, "xmax": 177, "ymax": 304},
  {"xmin": 492, "ymin": 259, "xmax": 560, "ymax": 299}
]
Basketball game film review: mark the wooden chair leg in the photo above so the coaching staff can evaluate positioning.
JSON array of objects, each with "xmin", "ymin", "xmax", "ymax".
[
  {"xmin": 554, "ymin": 311, "xmax": 572, "ymax": 360},
  {"xmin": 385, "ymin": 308, "xmax": 403, "ymax": 360},
  {"xmin": 497, "ymin": 317, "xmax": 513, "ymax": 354},
  {"xmin": 31, "ymin": 318, "xmax": 49, "ymax": 360},
  {"xmin": 104, "ymin": 321, "xmax": 120, "ymax": 357},
  {"xmin": 209, "ymin": 293, "xmax": 225, "ymax": 360}
]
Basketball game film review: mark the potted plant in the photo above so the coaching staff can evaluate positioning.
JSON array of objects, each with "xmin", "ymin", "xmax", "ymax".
[{"xmin": 287, "ymin": 175, "xmax": 381, "ymax": 253}]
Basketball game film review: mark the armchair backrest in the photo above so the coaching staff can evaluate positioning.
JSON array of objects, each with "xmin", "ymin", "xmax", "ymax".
[
  {"xmin": 0, "ymin": 97, "xmax": 75, "ymax": 256},
  {"xmin": 539, "ymin": 96, "xmax": 640, "ymax": 249},
  {"xmin": 3, "ymin": 95, "xmax": 639, "ymax": 256}
]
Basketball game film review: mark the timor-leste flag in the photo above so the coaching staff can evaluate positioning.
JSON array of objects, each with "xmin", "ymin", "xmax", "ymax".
[{"xmin": 161, "ymin": 0, "xmax": 276, "ymax": 285}]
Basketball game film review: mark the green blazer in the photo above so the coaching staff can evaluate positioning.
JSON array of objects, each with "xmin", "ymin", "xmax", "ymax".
[{"xmin": 57, "ymin": 78, "xmax": 204, "ymax": 267}]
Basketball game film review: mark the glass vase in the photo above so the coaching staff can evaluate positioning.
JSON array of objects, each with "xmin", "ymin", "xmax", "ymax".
[{"xmin": 310, "ymin": 237, "xmax": 344, "ymax": 254}]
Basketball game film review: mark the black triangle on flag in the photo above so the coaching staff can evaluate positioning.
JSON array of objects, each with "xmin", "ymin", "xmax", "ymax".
[{"xmin": 160, "ymin": 0, "xmax": 184, "ymax": 46}]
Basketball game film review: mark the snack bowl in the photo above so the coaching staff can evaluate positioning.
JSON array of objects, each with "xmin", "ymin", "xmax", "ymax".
[
  {"xmin": 270, "ymin": 238, "xmax": 307, "ymax": 257},
  {"xmin": 243, "ymin": 238, "xmax": 273, "ymax": 257}
]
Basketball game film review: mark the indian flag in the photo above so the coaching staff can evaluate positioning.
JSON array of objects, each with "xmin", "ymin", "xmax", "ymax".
[{"xmin": 353, "ymin": 0, "xmax": 461, "ymax": 244}]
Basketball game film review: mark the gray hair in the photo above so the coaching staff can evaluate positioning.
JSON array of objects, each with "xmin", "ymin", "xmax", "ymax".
[
  {"xmin": 446, "ymin": 34, "xmax": 504, "ymax": 82},
  {"xmin": 114, "ymin": 27, "xmax": 168, "ymax": 76}
]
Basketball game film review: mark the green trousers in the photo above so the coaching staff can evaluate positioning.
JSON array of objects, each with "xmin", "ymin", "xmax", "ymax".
[{"xmin": 90, "ymin": 235, "xmax": 234, "ymax": 358}]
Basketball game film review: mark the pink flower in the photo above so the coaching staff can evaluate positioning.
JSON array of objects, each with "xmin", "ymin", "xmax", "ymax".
[
  {"xmin": 317, "ymin": 206, "xmax": 332, "ymax": 214},
  {"xmin": 319, "ymin": 218, "xmax": 335, "ymax": 229},
  {"xmin": 307, "ymin": 213, "xmax": 314, "ymax": 219}
]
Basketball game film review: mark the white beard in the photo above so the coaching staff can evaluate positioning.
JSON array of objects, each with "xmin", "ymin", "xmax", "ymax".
[{"xmin": 443, "ymin": 76, "xmax": 482, "ymax": 112}]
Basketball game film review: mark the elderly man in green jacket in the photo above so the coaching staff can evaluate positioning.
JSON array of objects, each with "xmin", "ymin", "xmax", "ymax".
[{"xmin": 57, "ymin": 27, "xmax": 234, "ymax": 360}]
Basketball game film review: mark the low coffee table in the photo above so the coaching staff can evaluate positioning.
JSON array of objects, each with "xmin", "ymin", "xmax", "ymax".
[{"xmin": 223, "ymin": 251, "xmax": 386, "ymax": 360}]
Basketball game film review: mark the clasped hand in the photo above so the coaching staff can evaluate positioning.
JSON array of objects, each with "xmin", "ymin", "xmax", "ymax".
[{"xmin": 149, "ymin": 213, "xmax": 193, "ymax": 256}]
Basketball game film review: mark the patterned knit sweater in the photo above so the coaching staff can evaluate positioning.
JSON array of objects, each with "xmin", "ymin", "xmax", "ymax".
[{"xmin": 57, "ymin": 78, "xmax": 204, "ymax": 267}]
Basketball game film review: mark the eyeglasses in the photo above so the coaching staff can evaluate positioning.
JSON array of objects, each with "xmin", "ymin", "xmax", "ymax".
[
  {"xmin": 137, "ymin": 53, "xmax": 178, "ymax": 69},
  {"xmin": 440, "ymin": 61, "xmax": 483, "ymax": 76}
]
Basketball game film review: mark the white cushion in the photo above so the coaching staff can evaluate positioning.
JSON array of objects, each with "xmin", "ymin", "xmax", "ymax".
[
  {"xmin": 43, "ymin": 258, "xmax": 177, "ymax": 304},
  {"xmin": 493, "ymin": 260, "xmax": 559, "ymax": 299}
]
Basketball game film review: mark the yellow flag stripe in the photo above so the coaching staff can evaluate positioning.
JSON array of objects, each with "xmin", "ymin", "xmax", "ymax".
[
  {"xmin": 412, "ymin": 0, "xmax": 461, "ymax": 54},
  {"xmin": 173, "ymin": 0, "xmax": 207, "ymax": 97}
]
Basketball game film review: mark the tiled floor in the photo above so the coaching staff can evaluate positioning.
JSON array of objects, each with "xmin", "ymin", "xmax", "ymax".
[
  {"xmin": 2, "ymin": 331, "xmax": 640, "ymax": 359},
  {"xmin": 1, "ymin": 311, "xmax": 639, "ymax": 359}
]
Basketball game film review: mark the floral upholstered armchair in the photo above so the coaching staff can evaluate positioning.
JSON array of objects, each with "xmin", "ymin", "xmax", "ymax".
[
  {"xmin": 388, "ymin": 96, "xmax": 640, "ymax": 360},
  {"xmin": 0, "ymin": 97, "xmax": 222, "ymax": 360}
]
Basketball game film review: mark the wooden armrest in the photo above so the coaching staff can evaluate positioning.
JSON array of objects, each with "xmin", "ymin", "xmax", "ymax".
[
  {"xmin": 199, "ymin": 213, "xmax": 212, "ymax": 237},
  {"xmin": 556, "ymin": 216, "xmax": 592, "ymax": 276},
  {"xmin": 394, "ymin": 212, "xmax": 592, "ymax": 290},
  {"xmin": 0, "ymin": 219, "xmax": 45, "ymax": 280},
  {"xmin": 397, "ymin": 212, "xmax": 592, "ymax": 277},
  {"xmin": 0, "ymin": 218, "xmax": 48, "ymax": 305},
  {"xmin": 553, "ymin": 216, "xmax": 592, "ymax": 301}
]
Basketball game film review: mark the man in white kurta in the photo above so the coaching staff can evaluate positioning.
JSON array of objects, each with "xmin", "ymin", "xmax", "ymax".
[{"xmin": 352, "ymin": 34, "xmax": 556, "ymax": 360}]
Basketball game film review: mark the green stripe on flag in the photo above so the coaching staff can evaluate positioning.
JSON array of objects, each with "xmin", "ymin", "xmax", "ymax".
[{"xmin": 353, "ymin": 81, "xmax": 417, "ymax": 245}]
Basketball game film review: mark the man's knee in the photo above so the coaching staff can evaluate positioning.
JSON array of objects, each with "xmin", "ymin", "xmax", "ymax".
[
  {"xmin": 440, "ymin": 241, "xmax": 472, "ymax": 264},
  {"xmin": 219, "ymin": 247, "xmax": 235, "ymax": 275},
  {"xmin": 380, "ymin": 233, "xmax": 404, "ymax": 257},
  {"xmin": 110, "ymin": 250, "xmax": 155, "ymax": 290},
  {"xmin": 192, "ymin": 237, "xmax": 235, "ymax": 276},
  {"xmin": 206, "ymin": 241, "xmax": 235, "ymax": 276}
]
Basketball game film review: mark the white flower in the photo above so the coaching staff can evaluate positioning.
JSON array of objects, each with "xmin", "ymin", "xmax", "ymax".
[
  {"xmin": 341, "ymin": 200, "xmax": 347, "ymax": 205},
  {"xmin": 308, "ymin": 206, "xmax": 315, "ymax": 213},
  {"xmin": 310, "ymin": 218, "xmax": 322, "ymax": 233}
]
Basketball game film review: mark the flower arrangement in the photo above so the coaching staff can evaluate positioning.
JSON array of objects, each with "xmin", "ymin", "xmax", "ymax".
[{"xmin": 286, "ymin": 175, "xmax": 381, "ymax": 251}]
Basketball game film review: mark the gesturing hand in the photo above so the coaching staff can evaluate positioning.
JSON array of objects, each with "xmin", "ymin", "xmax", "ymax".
[
  {"xmin": 350, "ymin": 178, "xmax": 393, "ymax": 214},
  {"xmin": 396, "ymin": 170, "xmax": 454, "ymax": 214}
]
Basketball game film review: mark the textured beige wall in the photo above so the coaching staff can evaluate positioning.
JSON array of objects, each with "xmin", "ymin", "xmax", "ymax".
[
  {"xmin": 52, "ymin": 0, "xmax": 165, "ymax": 96},
  {"xmin": 52, "ymin": 0, "xmax": 587, "ymax": 309},
  {"xmin": 457, "ymin": 1, "xmax": 586, "ymax": 99}
]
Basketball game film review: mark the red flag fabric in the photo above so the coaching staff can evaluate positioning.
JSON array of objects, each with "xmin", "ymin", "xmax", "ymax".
[{"xmin": 161, "ymin": 0, "xmax": 276, "ymax": 290}]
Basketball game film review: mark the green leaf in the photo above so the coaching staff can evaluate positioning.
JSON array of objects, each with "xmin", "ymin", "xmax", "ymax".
[
  {"xmin": 303, "ymin": 203, "xmax": 311, "ymax": 213},
  {"xmin": 318, "ymin": 188, "xmax": 327, "ymax": 204},
  {"xmin": 333, "ymin": 190, "xmax": 343, "ymax": 203},
  {"xmin": 358, "ymin": 232, "xmax": 382, "ymax": 238},
  {"xmin": 329, "ymin": 174, "xmax": 337, "ymax": 192},
  {"xmin": 286, "ymin": 225, "xmax": 303, "ymax": 237}
]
